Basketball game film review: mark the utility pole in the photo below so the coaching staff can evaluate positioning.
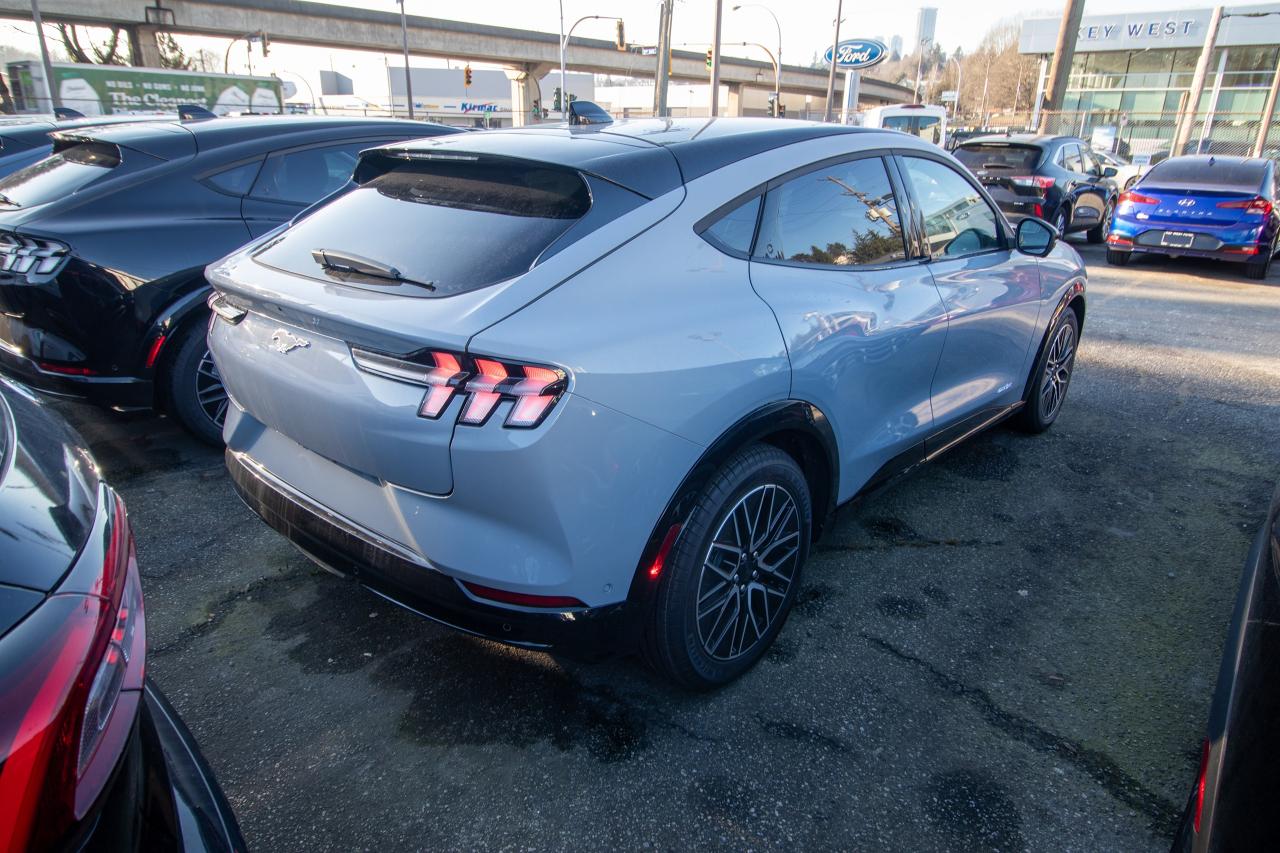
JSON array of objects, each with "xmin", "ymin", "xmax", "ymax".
[
  {"xmin": 30, "ymin": 0, "xmax": 59, "ymax": 110},
  {"xmin": 653, "ymin": 0, "xmax": 673, "ymax": 117},
  {"xmin": 823, "ymin": 0, "xmax": 843, "ymax": 122},
  {"xmin": 1037, "ymin": 0, "xmax": 1086, "ymax": 132},
  {"xmin": 1172, "ymin": 5, "xmax": 1223, "ymax": 156},
  {"xmin": 1253, "ymin": 50, "xmax": 1280, "ymax": 156},
  {"xmin": 709, "ymin": 0, "xmax": 724, "ymax": 117},
  {"xmin": 396, "ymin": 0, "xmax": 414, "ymax": 119}
]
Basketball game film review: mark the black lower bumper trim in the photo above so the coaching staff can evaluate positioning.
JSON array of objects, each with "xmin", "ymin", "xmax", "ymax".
[
  {"xmin": 225, "ymin": 449, "xmax": 638, "ymax": 656},
  {"xmin": 0, "ymin": 344, "xmax": 152, "ymax": 409}
]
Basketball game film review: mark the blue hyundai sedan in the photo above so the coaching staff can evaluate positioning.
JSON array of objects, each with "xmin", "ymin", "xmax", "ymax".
[{"xmin": 1106, "ymin": 155, "xmax": 1278, "ymax": 279}]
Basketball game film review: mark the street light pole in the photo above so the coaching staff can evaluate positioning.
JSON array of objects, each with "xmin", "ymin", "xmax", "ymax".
[
  {"xmin": 823, "ymin": 0, "xmax": 843, "ymax": 122},
  {"xmin": 30, "ymin": 0, "xmax": 59, "ymax": 110},
  {"xmin": 396, "ymin": 0, "xmax": 414, "ymax": 119},
  {"xmin": 560, "ymin": 14, "xmax": 624, "ymax": 119},
  {"xmin": 710, "ymin": 0, "xmax": 724, "ymax": 117},
  {"xmin": 733, "ymin": 5, "xmax": 782, "ymax": 111},
  {"xmin": 949, "ymin": 56, "xmax": 962, "ymax": 120}
]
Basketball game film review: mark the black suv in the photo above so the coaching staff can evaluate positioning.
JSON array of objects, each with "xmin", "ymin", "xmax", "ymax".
[
  {"xmin": 954, "ymin": 134, "xmax": 1120, "ymax": 242},
  {"xmin": 0, "ymin": 115, "xmax": 458, "ymax": 442}
]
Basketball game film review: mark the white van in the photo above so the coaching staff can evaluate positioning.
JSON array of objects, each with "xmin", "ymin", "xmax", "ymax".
[{"xmin": 860, "ymin": 104, "xmax": 948, "ymax": 147}]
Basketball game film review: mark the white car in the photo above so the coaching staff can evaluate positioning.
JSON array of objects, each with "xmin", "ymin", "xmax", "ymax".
[{"xmin": 1092, "ymin": 149, "xmax": 1148, "ymax": 191}]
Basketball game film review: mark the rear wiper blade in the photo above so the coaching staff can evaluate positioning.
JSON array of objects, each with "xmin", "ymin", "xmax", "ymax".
[
  {"xmin": 311, "ymin": 248, "xmax": 435, "ymax": 291},
  {"xmin": 0, "ymin": 192, "xmax": 18, "ymax": 207}
]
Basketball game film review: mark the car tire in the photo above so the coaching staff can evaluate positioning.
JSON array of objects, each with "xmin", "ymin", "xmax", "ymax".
[
  {"xmin": 166, "ymin": 319, "xmax": 227, "ymax": 446},
  {"xmin": 1052, "ymin": 207, "xmax": 1069, "ymax": 237},
  {"xmin": 1014, "ymin": 308, "xmax": 1079, "ymax": 434},
  {"xmin": 643, "ymin": 443, "xmax": 811, "ymax": 689},
  {"xmin": 1245, "ymin": 245, "xmax": 1273, "ymax": 280},
  {"xmin": 1106, "ymin": 248, "xmax": 1130, "ymax": 266},
  {"xmin": 1086, "ymin": 203, "xmax": 1113, "ymax": 244}
]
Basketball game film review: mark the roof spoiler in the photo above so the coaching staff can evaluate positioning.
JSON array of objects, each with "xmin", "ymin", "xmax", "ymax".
[
  {"xmin": 568, "ymin": 100, "xmax": 612, "ymax": 126},
  {"xmin": 53, "ymin": 107, "xmax": 85, "ymax": 120},
  {"xmin": 178, "ymin": 104, "xmax": 217, "ymax": 121}
]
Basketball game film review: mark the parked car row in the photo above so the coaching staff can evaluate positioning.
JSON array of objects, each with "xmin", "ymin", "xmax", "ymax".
[
  {"xmin": 0, "ymin": 109, "xmax": 1266, "ymax": 849},
  {"xmin": 950, "ymin": 132, "xmax": 1278, "ymax": 281}
]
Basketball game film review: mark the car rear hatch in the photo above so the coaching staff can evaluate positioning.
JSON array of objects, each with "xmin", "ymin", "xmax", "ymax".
[
  {"xmin": 1124, "ymin": 185, "xmax": 1268, "ymax": 229},
  {"xmin": 0, "ymin": 130, "xmax": 177, "ymax": 365},
  {"xmin": 208, "ymin": 133, "xmax": 683, "ymax": 495},
  {"xmin": 954, "ymin": 142, "xmax": 1046, "ymax": 209}
]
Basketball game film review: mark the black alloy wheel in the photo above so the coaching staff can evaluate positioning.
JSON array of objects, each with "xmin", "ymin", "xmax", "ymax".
[
  {"xmin": 644, "ymin": 443, "xmax": 811, "ymax": 689},
  {"xmin": 1087, "ymin": 203, "xmax": 1113, "ymax": 244},
  {"xmin": 1015, "ymin": 308, "xmax": 1079, "ymax": 434},
  {"xmin": 167, "ymin": 322, "xmax": 227, "ymax": 445}
]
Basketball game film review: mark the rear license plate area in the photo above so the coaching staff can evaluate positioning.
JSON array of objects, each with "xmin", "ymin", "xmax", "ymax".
[{"xmin": 1161, "ymin": 231, "xmax": 1195, "ymax": 248}]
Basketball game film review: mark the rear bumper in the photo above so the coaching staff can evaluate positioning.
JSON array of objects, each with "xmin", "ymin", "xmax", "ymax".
[
  {"xmin": 225, "ymin": 447, "xmax": 640, "ymax": 656},
  {"xmin": 0, "ymin": 335, "xmax": 152, "ymax": 409}
]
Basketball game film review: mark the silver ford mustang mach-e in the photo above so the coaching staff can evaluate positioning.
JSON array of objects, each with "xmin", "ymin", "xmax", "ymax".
[{"xmin": 206, "ymin": 118, "xmax": 1086, "ymax": 688}]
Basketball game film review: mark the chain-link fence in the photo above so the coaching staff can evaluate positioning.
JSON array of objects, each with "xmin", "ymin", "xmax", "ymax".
[{"xmin": 1037, "ymin": 111, "xmax": 1279, "ymax": 160}]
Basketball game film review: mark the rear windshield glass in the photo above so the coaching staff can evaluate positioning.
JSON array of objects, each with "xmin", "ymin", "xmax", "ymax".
[
  {"xmin": 0, "ymin": 141, "xmax": 121, "ymax": 208},
  {"xmin": 1143, "ymin": 158, "xmax": 1264, "ymax": 189},
  {"xmin": 255, "ymin": 158, "xmax": 591, "ymax": 295},
  {"xmin": 954, "ymin": 144, "xmax": 1041, "ymax": 172}
]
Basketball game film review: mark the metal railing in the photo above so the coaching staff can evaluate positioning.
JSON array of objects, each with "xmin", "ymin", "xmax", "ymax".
[{"xmin": 1037, "ymin": 110, "xmax": 1279, "ymax": 160}]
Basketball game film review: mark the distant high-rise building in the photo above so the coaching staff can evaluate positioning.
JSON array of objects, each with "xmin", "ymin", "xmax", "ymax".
[
  {"xmin": 916, "ymin": 7, "xmax": 938, "ymax": 50},
  {"xmin": 890, "ymin": 34, "xmax": 904, "ymax": 58}
]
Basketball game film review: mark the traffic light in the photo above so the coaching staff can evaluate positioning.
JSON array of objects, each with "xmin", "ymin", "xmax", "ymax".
[
  {"xmin": 668, "ymin": 49, "xmax": 674, "ymax": 76},
  {"xmin": 705, "ymin": 48, "xmax": 713, "ymax": 70},
  {"xmin": 767, "ymin": 93, "xmax": 778, "ymax": 118},
  {"xmin": 464, "ymin": 65, "xmax": 472, "ymax": 87},
  {"xmin": 552, "ymin": 87, "xmax": 561, "ymax": 112},
  {"xmin": 615, "ymin": 20, "xmax": 626, "ymax": 51},
  {"xmin": 259, "ymin": 32, "xmax": 270, "ymax": 57}
]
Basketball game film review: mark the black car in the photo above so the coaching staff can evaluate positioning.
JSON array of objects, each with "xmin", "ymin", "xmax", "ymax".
[
  {"xmin": 1171, "ymin": 482, "xmax": 1280, "ymax": 852},
  {"xmin": 0, "ymin": 115, "xmax": 458, "ymax": 443},
  {"xmin": 0, "ymin": 376, "xmax": 244, "ymax": 850},
  {"xmin": 0, "ymin": 114, "xmax": 173, "ymax": 178},
  {"xmin": 954, "ymin": 134, "xmax": 1120, "ymax": 241}
]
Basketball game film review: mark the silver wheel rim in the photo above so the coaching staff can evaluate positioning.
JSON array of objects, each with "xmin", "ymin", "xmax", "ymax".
[
  {"xmin": 696, "ymin": 484, "xmax": 801, "ymax": 661},
  {"xmin": 1101, "ymin": 204, "xmax": 1113, "ymax": 233},
  {"xmin": 195, "ymin": 348, "xmax": 228, "ymax": 428},
  {"xmin": 1055, "ymin": 211, "xmax": 1067, "ymax": 234},
  {"xmin": 1039, "ymin": 322, "xmax": 1075, "ymax": 421}
]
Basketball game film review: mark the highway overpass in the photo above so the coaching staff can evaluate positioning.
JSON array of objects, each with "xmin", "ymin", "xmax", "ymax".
[{"xmin": 0, "ymin": 0, "xmax": 913, "ymax": 121}]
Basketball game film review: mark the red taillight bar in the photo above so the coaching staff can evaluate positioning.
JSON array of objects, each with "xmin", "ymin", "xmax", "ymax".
[
  {"xmin": 37, "ymin": 362, "xmax": 96, "ymax": 376},
  {"xmin": 350, "ymin": 346, "xmax": 568, "ymax": 429},
  {"xmin": 1216, "ymin": 196, "xmax": 1273, "ymax": 216},
  {"xmin": 1106, "ymin": 235, "xmax": 1134, "ymax": 246},
  {"xmin": 1010, "ymin": 175, "xmax": 1054, "ymax": 192},
  {"xmin": 460, "ymin": 580, "xmax": 586, "ymax": 609},
  {"xmin": 1118, "ymin": 191, "xmax": 1158, "ymax": 206}
]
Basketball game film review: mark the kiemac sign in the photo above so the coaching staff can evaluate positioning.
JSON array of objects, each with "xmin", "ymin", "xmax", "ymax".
[{"xmin": 824, "ymin": 39, "xmax": 888, "ymax": 70}]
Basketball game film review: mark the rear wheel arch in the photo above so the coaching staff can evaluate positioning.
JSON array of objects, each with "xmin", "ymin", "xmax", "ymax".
[
  {"xmin": 626, "ymin": 401, "xmax": 837, "ymax": 605},
  {"xmin": 1022, "ymin": 281, "xmax": 1085, "ymax": 402}
]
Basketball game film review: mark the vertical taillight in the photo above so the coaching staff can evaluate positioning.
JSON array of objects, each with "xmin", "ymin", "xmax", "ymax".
[
  {"xmin": 0, "ymin": 489, "xmax": 146, "ymax": 851},
  {"xmin": 1193, "ymin": 737, "xmax": 1210, "ymax": 834},
  {"xmin": 351, "ymin": 346, "xmax": 568, "ymax": 429}
]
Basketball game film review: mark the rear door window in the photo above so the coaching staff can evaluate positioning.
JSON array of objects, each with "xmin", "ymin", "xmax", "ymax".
[
  {"xmin": 753, "ymin": 156, "xmax": 907, "ymax": 267},
  {"xmin": 0, "ymin": 141, "xmax": 128, "ymax": 208},
  {"xmin": 255, "ymin": 158, "xmax": 593, "ymax": 295},
  {"xmin": 249, "ymin": 142, "xmax": 368, "ymax": 205},
  {"xmin": 1062, "ymin": 144, "xmax": 1085, "ymax": 173},
  {"xmin": 954, "ymin": 144, "xmax": 1041, "ymax": 172}
]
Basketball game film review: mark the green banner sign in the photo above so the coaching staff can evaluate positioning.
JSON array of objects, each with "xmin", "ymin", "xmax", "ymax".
[{"xmin": 45, "ymin": 64, "xmax": 282, "ymax": 116}]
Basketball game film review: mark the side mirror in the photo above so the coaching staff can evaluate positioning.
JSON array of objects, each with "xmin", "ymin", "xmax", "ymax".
[
  {"xmin": 1102, "ymin": 166, "xmax": 1118, "ymax": 178},
  {"xmin": 1016, "ymin": 217, "xmax": 1057, "ymax": 257}
]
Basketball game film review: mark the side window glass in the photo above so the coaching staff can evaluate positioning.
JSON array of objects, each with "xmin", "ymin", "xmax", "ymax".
[
  {"xmin": 1080, "ymin": 149, "xmax": 1100, "ymax": 175},
  {"xmin": 753, "ymin": 157, "xmax": 907, "ymax": 266},
  {"xmin": 1063, "ymin": 144, "xmax": 1084, "ymax": 173},
  {"xmin": 205, "ymin": 159, "xmax": 262, "ymax": 196},
  {"xmin": 250, "ymin": 142, "xmax": 368, "ymax": 205},
  {"xmin": 901, "ymin": 157, "xmax": 1003, "ymax": 258},
  {"xmin": 702, "ymin": 194, "xmax": 761, "ymax": 255}
]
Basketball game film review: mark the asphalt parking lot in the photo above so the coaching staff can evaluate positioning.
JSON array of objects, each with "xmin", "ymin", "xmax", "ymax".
[{"xmin": 55, "ymin": 241, "xmax": 1280, "ymax": 851}]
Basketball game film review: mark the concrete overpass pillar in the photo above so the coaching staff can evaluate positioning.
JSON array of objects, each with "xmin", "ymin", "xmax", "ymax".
[
  {"xmin": 128, "ymin": 25, "xmax": 164, "ymax": 68},
  {"xmin": 505, "ymin": 63, "xmax": 552, "ymax": 127},
  {"xmin": 726, "ymin": 83, "xmax": 744, "ymax": 117}
]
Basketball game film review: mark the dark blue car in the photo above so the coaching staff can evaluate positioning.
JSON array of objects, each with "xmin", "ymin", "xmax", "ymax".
[{"xmin": 1106, "ymin": 155, "xmax": 1279, "ymax": 280}]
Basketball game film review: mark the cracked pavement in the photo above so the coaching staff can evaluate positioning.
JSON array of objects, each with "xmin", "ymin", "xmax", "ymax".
[{"xmin": 54, "ymin": 241, "xmax": 1280, "ymax": 851}]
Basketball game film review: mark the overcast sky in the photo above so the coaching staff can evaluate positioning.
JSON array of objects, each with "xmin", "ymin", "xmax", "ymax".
[{"xmin": 0, "ymin": 0, "xmax": 1221, "ymax": 102}]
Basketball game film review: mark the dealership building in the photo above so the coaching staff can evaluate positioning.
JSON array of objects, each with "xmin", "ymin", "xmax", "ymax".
[{"xmin": 1019, "ymin": 4, "xmax": 1280, "ymax": 154}]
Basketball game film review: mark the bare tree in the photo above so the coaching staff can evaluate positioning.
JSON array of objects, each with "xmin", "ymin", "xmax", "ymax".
[{"xmin": 56, "ymin": 23, "xmax": 128, "ymax": 65}]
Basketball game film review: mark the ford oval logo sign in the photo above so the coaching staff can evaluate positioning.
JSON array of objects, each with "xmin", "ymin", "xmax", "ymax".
[{"xmin": 824, "ymin": 39, "xmax": 888, "ymax": 70}]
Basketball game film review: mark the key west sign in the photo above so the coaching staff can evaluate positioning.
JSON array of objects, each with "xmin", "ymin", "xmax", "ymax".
[{"xmin": 824, "ymin": 39, "xmax": 888, "ymax": 70}]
